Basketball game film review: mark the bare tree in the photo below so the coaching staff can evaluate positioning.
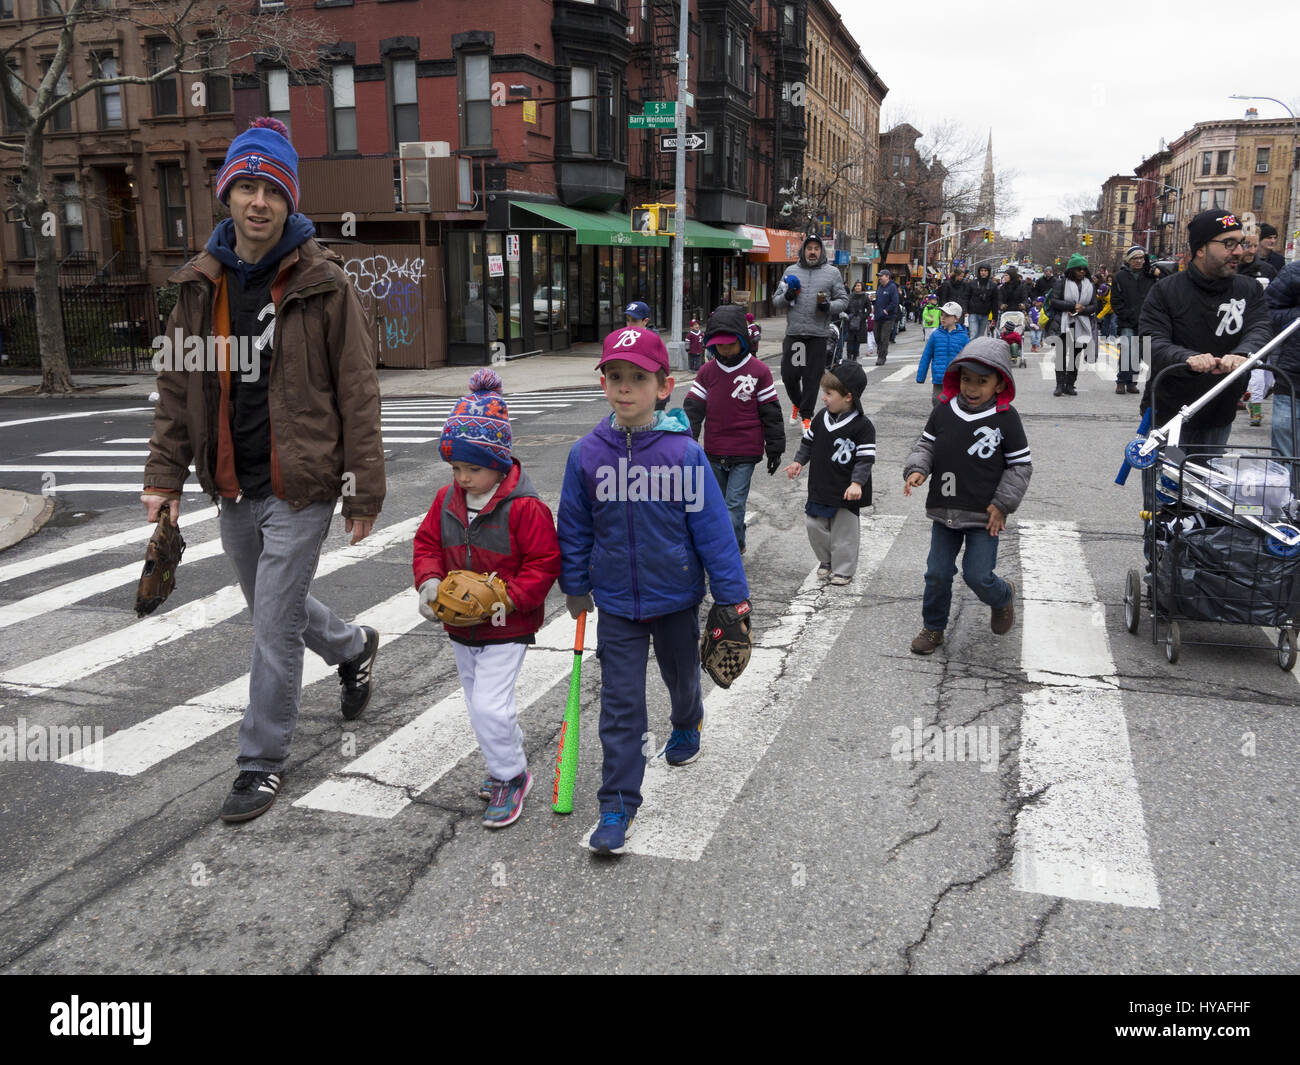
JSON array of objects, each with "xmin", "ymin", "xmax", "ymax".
[{"xmin": 0, "ymin": 0, "xmax": 328, "ymax": 394}]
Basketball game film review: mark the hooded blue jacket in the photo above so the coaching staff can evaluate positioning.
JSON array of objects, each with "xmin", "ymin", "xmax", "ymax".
[
  {"xmin": 558, "ymin": 409, "xmax": 750, "ymax": 619},
  {"xmin": 916, "ymin": 323, "xmax": 970, "ymax": 383}
]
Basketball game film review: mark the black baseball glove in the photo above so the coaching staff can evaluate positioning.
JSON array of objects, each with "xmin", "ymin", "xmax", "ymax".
[
  {"xmin": 134, "ymin": 508, "xmax": 186, "ymax": 617},
  {"xmin": 700, "ymin": 600, "xmax": 753, "ymax": 688}
]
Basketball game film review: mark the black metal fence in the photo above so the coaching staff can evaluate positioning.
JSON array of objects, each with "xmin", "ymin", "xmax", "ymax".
[{"xmin": 0, "ymin": 283, "xmax": 160, "ymax": 373}]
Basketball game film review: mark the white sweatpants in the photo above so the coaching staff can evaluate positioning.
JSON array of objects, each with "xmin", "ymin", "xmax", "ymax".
[
  {"xmin": 804, "ymin": 509, "xmax": 861, "ymax": 577},
  {"xmin": 453, "ymin": 641, "xmax": 530, "ymax": 781},
  {"xmin": 1248, "ymin": 368, "xmax": 1274, "ymax": 404}
]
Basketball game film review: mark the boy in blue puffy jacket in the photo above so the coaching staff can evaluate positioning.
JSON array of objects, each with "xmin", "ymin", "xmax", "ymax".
[
  {"xmin": 558, "ymin": 325, "xmax": 751, "ymax": 855},
  {"xmin": 916, "ymin": 301, "xmax": 970, "ymax": 403}
]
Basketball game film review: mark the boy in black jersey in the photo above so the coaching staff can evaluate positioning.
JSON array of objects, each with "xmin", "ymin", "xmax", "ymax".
[
  {"xmin": 785, "ymin": 361, "xmax": 875, "ymax": 585},
  {"xmin": 903, "ymin": 337, "xmax": 1032, "ymax": 654}
]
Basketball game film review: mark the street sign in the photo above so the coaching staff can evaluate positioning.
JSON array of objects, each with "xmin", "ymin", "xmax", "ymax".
[
  {"xmin": 628, "ymin": 115, "xmax": 677, "ymax": 129},
  {"xmin": 658, "ymin": 131, "xmax": 709, "ymax": 151},
  {"xmin": 643, "ymin": 101, "xmax": 675, "ymax": 117}
]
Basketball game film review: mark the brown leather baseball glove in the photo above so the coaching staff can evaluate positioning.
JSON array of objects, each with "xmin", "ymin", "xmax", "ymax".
[
  {"xmin": 134, "ymin": 508, "xmax": 186, "ymax": 618},
  {"xmin": 434, "ymin": 570, "xmax": 513, "ymax": 627}
]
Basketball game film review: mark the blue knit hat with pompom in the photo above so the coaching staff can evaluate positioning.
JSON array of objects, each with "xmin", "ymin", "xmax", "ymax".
[{"xmin": 439, "ymin": 369, "xmax": 512, "ymax": 472}]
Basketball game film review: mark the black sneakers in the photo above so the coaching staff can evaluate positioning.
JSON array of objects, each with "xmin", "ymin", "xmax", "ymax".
[
  {"xmin": 338, "ymin": 625, "xmax": 379, "ymax": 720},
  {"xmin": 220, "ymin": 770, "xmax": 282, "ymax": 823}
]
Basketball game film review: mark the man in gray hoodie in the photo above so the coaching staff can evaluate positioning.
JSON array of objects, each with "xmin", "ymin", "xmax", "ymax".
[{"xmin": 776, "ymin": 235, "xmax": 849, "ymax": 426}]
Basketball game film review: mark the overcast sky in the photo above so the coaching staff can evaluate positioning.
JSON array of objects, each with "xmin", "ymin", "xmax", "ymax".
[{"xmin": 842, "ymin": 0, "xmax": 1298, "ymax": 237}]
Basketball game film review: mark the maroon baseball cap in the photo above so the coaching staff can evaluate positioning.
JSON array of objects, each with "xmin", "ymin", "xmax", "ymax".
[{"xmin": 597, "ymin": 326, "xmax": 670, "ymax": 373}]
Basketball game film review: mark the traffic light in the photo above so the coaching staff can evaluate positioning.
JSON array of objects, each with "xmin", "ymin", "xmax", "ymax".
[
  {"xmin": 1079, "ymin": 233, "xmax": 1093, "ymax": 247},
  {"xmin": 631, "ymin": 203, "xmax": 676, "ymax": 236},
  {"xmin": 983, "ymin": 229, "xmax": 993, "ymax": 243}
]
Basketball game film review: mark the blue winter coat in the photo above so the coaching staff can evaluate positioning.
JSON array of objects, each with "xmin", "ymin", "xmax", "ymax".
[
  {"xmin": 1266, "ymin": 261, "xmax": 1300, "ymax": 377},
  {"xmin": 558, "ymin": 409, "xmax": 750, "ymax": 620},
  {"xmin": 874, "ymin": 281, "xmax": 900, "ymax": 321},
  {"xmin": 916, "ymin": 324, "xmax": 970, "ymax": 383}
]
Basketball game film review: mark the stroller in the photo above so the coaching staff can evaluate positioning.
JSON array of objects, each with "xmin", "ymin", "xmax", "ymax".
[
  {"xmin": 1119, "ymin": 319, "xmax": 1300, "ymax": 667},
  {"xmin": 998, "ymin": 311, "xmax": 1027, "ymax": 368}
]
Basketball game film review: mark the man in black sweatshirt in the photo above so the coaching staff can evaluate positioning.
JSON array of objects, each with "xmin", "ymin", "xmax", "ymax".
[
  {"xmin": 966, "ymin": 264, "xmax": 999, "ymax": 338},
  {"xmin": 1139, "ymin": 209, "xmax": 1273, "ymax": 451}
]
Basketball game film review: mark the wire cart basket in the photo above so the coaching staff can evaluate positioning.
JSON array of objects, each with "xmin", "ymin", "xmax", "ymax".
[{"xmin": 1123, "ymin": 361, "xmax": 1300, "ymax": 667}]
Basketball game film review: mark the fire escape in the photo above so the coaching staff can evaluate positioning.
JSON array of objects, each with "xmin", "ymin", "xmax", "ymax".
[
  {"xmin": 630, "ymin": 0, "xmax": 680, "ymax": 200},
  {"xmin": 755, "ymin": 1, "xmax": 807, "ymax": 221}
]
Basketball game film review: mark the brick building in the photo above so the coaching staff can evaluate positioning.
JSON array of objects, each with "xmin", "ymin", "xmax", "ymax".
[{"xmin": 1097, "ymin": 174, "xmax": 1138, "ymax": 267}]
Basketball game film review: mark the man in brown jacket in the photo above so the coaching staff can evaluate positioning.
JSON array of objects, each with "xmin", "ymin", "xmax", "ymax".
[{"xmin": 142, "ymin": 117, "xmax": 385, "ymax": 823}]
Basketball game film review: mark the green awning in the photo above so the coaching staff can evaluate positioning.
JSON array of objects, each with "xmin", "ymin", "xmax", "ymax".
[
  {"xmin": 682, "ymin": 219, "xmax": 753, "ymax": 250},
  {"xmin": 509, "ymin": 201, "xmax": 668, "ymax": 247}
]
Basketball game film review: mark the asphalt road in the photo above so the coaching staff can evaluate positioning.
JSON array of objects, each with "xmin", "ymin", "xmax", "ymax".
[{"xmin": 0, "ymin": 332, "xmax": 1296, "ymax": 975}]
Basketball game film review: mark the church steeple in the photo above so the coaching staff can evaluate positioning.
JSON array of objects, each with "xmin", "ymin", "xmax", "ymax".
[{"xmin": 978, "ymin": 130, "xmax": 995, "ymax": 228}]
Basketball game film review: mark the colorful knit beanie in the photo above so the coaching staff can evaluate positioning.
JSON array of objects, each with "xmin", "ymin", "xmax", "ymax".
[
  {"xmin": 439, "ymin": 369, "xmax": 513, "ymax": 472},
  {"xmin": 216, "ymin": 117, "xmax": 300, "ymax": 212}
]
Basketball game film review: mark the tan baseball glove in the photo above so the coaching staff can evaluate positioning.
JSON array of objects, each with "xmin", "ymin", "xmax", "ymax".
[{"xmin": 434, "ymin": 570, "xmax": 513, "ymax": 627}]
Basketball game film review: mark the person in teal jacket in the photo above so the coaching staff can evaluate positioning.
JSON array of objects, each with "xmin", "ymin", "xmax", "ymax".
[{"xmin": 916, "ymin": 301, "xmax": 970, "ymax": 403}]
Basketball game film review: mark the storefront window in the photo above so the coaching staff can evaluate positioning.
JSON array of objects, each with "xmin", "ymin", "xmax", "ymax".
[
  {"xmin": 549, "ymin": 232, "xmax": 568, "ymax": 331},
  {"xmin": 447, "ymin": 231, "xmax": 483, "ymax": 345},
  {"xmin": 485, "ymin": 232, "xmax": 506, "ymax": 346}
]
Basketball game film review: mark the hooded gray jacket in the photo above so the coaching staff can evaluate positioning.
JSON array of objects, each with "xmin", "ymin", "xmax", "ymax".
[{"xmin": 775, "ymin": 236, "xmax": 848, "ymax": 338}]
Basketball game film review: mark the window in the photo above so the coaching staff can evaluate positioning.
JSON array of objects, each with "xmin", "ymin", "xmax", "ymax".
[
  {"xmin": 1201, "ymin": 152, "xmax": 1212, "ymax": 177},
  {"xmin": 94, "ymin": 54, "xmax": 122, "ymax": 128},
  {"xmin": 200, "ymin": 36, "xmax": 231, "ymax": 113},
  {"xmin": 726, "ymin": 27, "xmax": 746, "ymax": 86},
  {"xmin": 15, "ymin": 216, "xmax": 34, "ymax": 257},
  {"xmin": 329, "ymin": 64, "xmax": 357, "ymax": 152},
  {"xmin": 40, "ymin": 58, "xmax": 72, "ymax": 130},
  {"xmin": 902, "ymin": 155, "xmax": 910, "ymax": 176},
  {"xmin": 56, "ymin": 177, "xmax": 83, "ymax": 255},
  {"xmin": 3, "ymin": 61, "xmax": 23, "ymax": 133},
  {"xmin": 149, "ymin": 39, "xmax": 178, "ymax": 116},
  {"xmin": 1199, "ymin": 189, "xmax": 1210, "ymax": 211},
  {"xmin": 1216, "ymin": 150, "xmax": 1230, "ymax": 175},
  {"xmin": 1256, "ymin": 147, "xmax": 1270, "ymax": 173},
  {"xmin": 389, "ymin": 57, "xmax": 418, "ymax": 146},
  {"xmin": 782, "ymin": 3, "xmax": 797, "ymax": 42},
  {"xmin": 158, "ymin": 162, "xmax": 186, "ymax": 248},
  {"xmin": 0, "ymin": 1, "xmax": 14, "ymax": 18},
  {"xmin": 459, "ymin": 51, "xmax": 491, "ymax": 148},
  {"xmin": 1213, "ymin": 188, "xmax": 1227, "ymax": 209},
  {"xmin": 1120, "ymin": 188, "xmax": 1128, "ymax": 203},
  {"xmin": 1253, "ymin": 184, "xmax": 1266, "ymax": 211},
  {"xmin": 265, "ymin": 67, "xmax": 290, "ymax": 132},
  {"xmin": 1119, "ymin": 209, "xmax": 1127, "ymax": 226},
  {"xmin": 570, "ymin": 66, "xmax": 593, "ymax": 155},
  {"xmin": 703, "ymin": 23, "xmax": 721, "ymax": 77}
]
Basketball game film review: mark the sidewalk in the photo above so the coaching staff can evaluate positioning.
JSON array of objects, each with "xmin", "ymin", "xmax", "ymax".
[
  {"xmin": 0, "ymin": 488, "xmax": 54, "ymax": 551},
  {"xmin": 0, "ymin": 315, "xmax": 795, "ymax": 399}
]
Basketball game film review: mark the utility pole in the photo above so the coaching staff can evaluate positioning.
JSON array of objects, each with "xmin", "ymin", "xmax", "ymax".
[{"xmin": 668, "ymin": 0, "xmax": 689, "ymax": 371}]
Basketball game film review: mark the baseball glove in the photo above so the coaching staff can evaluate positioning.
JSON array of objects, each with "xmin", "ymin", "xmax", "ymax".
[
  {"xmin": 700, "ymin": 600, "xmax": 753, "ymax": 688},
  {"xmin": 134, "ymin": 508, "xmax": 186, "ymax": 618},
  {"xmin": 434, "ymin": 570, "xmax": 512, "ymax": 627}
]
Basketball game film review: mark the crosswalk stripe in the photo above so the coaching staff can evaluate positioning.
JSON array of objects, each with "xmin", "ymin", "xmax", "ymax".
[
  {"xmin": 293, "ymin": 610, "xmax": 595, "ymax": 818},
  {"xmin": 59, "ymin": 591, "xmax": 422, "ymax": 776},
  {"xmin": 0, "ymin": 537, "xmax": 226, "ymax": 630},
  {"xmin": 604, "ymin": 514, "xmax": 907, "ymax": 860},
  {"xmin": 0, "ymin": 516, "xmax": 421, "ymax": 695},
  {"xmin": 39, "ymin": 451, "xmax": 150, "ymax": 458},
  {"xmin": 0, "ymin": 507, "xmax": 219, "ymax": 585},
  {"xmin": 1012, "ymin": 519, "xmax": 1161, "ymax": 909},
  {"xmin": 0, "ymin": 465, "xmax": 177, "ymax": 473},
  {"xmin": 883, "ymin": 365, "xmax": 919, "ymax": 384},
  {"xmin": 0, "ymin": 407, "xmax": 152, "ymax": 430},
  {"xmin": 39, "ymin": 483, "xmax": 210, "ymax": 494}
]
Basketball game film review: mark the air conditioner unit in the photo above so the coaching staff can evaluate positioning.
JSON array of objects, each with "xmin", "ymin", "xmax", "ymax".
[
  {"xmin": 258, "ymin": 0, "xmax": 286, "ymax": 10},
  {"xmin": 398, "ymin": 141, "xmax": 450, "ymax": 211},
  {"xmin": 1256, "ymin": 163, "xmax": 1269, "ymax": 173}
]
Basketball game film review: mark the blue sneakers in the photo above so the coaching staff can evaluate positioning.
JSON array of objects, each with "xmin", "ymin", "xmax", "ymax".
[
  {"xmin": 588, "ymin": 811, "xmax": 634, "ymax": 854},
  {"xmin": 663, "ymin": 722, "xmax": 702, "ymax": 766},
  {"xmin": 483, "ymin": 770, "xmax": 532, "ymax": 829}
]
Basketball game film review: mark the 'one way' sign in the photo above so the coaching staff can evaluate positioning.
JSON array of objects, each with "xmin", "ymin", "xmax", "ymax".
[{"xmin": 658, "ymin": 131, "xmax": 710, "ymax": 152}]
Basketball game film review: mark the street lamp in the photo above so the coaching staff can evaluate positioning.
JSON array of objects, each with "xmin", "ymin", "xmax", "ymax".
[{"xmin": 1231, "ymin": 94, "xmax": 1299, "ymax": 262}]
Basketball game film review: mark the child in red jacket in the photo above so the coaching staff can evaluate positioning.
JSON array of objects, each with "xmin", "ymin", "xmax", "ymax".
[{"xmin": 412, "ymin": 369, "xmax": 560, "ymax": 828}]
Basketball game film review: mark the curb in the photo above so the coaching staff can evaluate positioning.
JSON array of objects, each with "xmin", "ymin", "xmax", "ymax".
[{"xmin": 0, "ymin": 489, "xmax": 56, "ymax": 552}]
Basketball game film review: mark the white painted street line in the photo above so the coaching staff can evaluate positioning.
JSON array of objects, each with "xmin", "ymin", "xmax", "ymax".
[
  {"xmin": 106, "ymin": 438, "xmax": 151, "ymax": 444},
  {"xmin": 380, "ymin": 438, "xmax": 436, "ymax": 444},
  {"xmin": 595, "ymin": 515, "xmax": 907, "ymax": 861},
  {"xmin": 39, "ymin": 450, "xmax": 150, "ymax": 458},
  {"xmin": 0, "ymin": 407, "xmax": 152, "ymax": 430},
  {"xmin": 0, "ymin": 507, "xmax": 219, "ymax": 585},
  {"xmin": 294, "ymin": 611, "xmax": 596, "ymax": 818},
  {"xmin": 1013, "ymin": 519, "xmax": 1161, "ymax": 909},
  {"xmin": 60, "ymin": 592, "xmax": 422, "ymax": 776},
  {"xmin": 884, "ymin": 365, "xmax": 921, "ymax": 384},
  {"xmin": 0, "ymin": 537, "xmax": 226, "ymax": 630},
  {"xmin": 0, "ymin": 465, "xmax": 174, "ymax": 473},
  {"xmin": 39, "ymin": 483, "xmax": 210, "ymax": 495},
  {"xmin": 1, "ymin": 515, "xmax": 420, "ymax": 695}
]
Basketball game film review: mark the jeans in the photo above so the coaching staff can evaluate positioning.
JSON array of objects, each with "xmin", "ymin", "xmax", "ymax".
[
  {"xmin": 595, "ymin": 606, "xmax": 704, "ymax": 815},
  {"xmin": 708, "ymin": 457, "xmax": 755, "ymax": 551},
  {"xmin": 1117, "ymin": 326, "xmax": 1140, "ymax": 384},
  {"xmin": 968, "ymin": 315, "xmax": 990, "ymax": 338},
  {"xmin": 922, "ymin": 522, "xmax": 1011, "ymax": 632},
  {"xmin": 220, "ymin": 495, "xmax": 365, "ymax": 772}
]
